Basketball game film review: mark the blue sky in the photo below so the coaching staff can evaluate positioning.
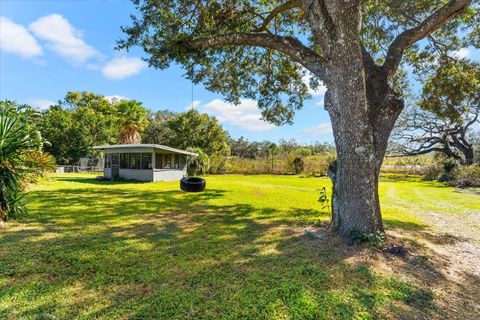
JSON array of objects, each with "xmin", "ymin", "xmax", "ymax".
[{"xmin": 1, "ymin": 1, "xmax": 478, "ymax": 144}]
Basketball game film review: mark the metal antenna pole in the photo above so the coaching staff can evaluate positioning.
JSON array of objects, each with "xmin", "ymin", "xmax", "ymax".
[{"xmin": 191, "ymin": 81, "xmax": 194, "ymax": 110}]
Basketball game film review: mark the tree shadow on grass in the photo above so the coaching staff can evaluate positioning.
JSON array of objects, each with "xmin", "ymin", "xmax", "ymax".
[
  {"xmin": 22, "ymin": 188, "xmax": 227, "ymax": 227},
  {"xmin": 384, "ymin": 218, "xmax": 427, "ymax": 231},
  {"xmin": 379, "ymin": 175, "xmax": 452, "ymax": 190},
  {"xmin": 54, "ymin": 176, "xmax": 151, "ymax": 185},
  {"xmin": 379, "ymin": 174, "xmax": 422, "ymax": 183}
]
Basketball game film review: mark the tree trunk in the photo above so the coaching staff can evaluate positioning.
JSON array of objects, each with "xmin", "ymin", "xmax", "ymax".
[
  {"xmin": 317, "ymin": 1, "xmax": 403, "ymax": 239},
  {"xmin": 453, "ymin": 139, "xmax": 475, "ymax": 165},
  {"xmin": 463, "ymin": 147, "xmax": 475, "ymax": 165},
  {"xmin": 0, "ymin": 186, "xmax": 5, "ymax": 221},
  {"xmin": 325, "ymin": 79, "xmax": 384, "ymax": 237}
]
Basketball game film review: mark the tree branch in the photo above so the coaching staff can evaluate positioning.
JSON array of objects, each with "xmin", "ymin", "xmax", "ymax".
[
  {"xmin": 255, "ymin": 0, "xmax": 302, "ymax": 32},
  {"xmin": 382, "ymin": 0, "xmax": 470, "ymax": 78},
  {"xmin": 465, "ymin": 105, "xmax": 480, "ymax": 130},
  {"xmin": 185, "ymin": 33, "xmax": 326, "ymax": 79},
  {"xmin": 397, "ymin": 147, "xmax": 446, "ymax": 157}
]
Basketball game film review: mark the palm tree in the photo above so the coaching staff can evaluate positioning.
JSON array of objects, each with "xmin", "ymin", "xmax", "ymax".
[
  {"xmin": 115, "ymin": 100, "xmax": 149, "ymax": 144},
  {"xmin": 0, "ymin": 106, "xmax": 33, "ymax": 221},
  {"xmin": 0, "ymin": 101, "xmax": 55, "ymax": 221}
]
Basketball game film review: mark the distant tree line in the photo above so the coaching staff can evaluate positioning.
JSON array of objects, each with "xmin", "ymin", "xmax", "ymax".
[
  {"xmin": 33, "ymin": 92, "xmax": 230, "ymax": 173},
  {"xmin": 228, "ymin": 137, "xmax": 333, "ymax": 160},
  {"xmin": 227, "ymin": 137, "xmax": 335, "ymax": 175},
  {"xmin": 13, "ymin": 83, "xmax": 478, "ymax": 178},
  {"xmin": 24, "ymin": 91, "xmax": 336, "ymax": 175}
]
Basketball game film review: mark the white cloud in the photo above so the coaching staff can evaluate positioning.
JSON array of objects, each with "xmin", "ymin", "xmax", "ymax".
[
  {"xmin": 303, "ymin": 122, "xmax": 332, "ymax": 136},
  {"xmin": 195, "ymin": 98, "xmax": 274, "ymax": 131},
  {"xmin": 0, "ymin": 17, "xmax": 42, "ymax": 58},
  {"xmin": 29, "ymin": 14, "xmax": 98, "ymax": 63},
  {"xmin": 315, "ymin": 99, "xmax": 324, "ymax": 108},
  {"xmin": 101, "ymin": 57, "xmax": 147, "ymax": 80},
  {"xmin": 303, "ymin": 71, "xmax": 327, "ymax": 109},
  {"xmin": 105, "ymin": 95, "xmax": 129, "ymax": 103},
  {"xmin": 185, "ymin": 100, "xmax": 201, "ymax": 110},
  {"xmin": 27, "ymin": 98, "xmax": 55, "ymax": 110},
  {"xmin": 453, "ymin": 48, "xmax": 470, "ymax": 58}
]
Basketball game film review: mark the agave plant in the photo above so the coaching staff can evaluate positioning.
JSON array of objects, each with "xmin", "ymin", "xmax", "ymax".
[{"xmin": 0, "ymin": 106, "xmax": 34, "ymax": 221}]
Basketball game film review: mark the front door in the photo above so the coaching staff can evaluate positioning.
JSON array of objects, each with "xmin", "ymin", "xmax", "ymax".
[{"xmin": 111, "ymin": 165, "xmax": 119, "ymax": 179}]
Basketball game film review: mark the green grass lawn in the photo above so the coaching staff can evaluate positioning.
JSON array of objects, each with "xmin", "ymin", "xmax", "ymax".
[{"xmin": 1, "ymin": 174, "xmax": 479, "ymax": 319}]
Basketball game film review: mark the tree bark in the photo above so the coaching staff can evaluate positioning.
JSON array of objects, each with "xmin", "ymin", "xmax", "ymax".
[
  {"xmin": 464, "ymin": 149, "xmax": 475, "ymax": 165},
  {"xmin": 325, "ymin": 76, "xmax": 385, "ymax": 237},
  {"xmin": 0, "ymin": 184, "xmax": 5, "ymax": 221},
  {"xmin": 451, "ymin": 135, "xmax": 475, "ymax": 165},
  {"xmin": 317, "ymin": 1, "xmax": 404, "ymax": 238},
  {"xmin": 325, "ymin": 78, "xmax": 403, "ymax": 237},
  {"xmin": 459, "ymin": 146, "xmax": 475, "ymax": 165}
]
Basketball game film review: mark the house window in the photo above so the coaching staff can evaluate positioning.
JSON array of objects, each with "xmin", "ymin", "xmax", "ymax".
[
  {"xmin": 163, "ymin": 154, "xmax": 172, "ymax": 169},
  {"xmin": 179, "ymin": 155, "xmax": 187, "ymax": 168},
  {"xmin": 111, "ymin": 153, "xmax": 120, "ymax": 166},
  {"xmin": 120, "ymin": 153, "xmax": 129, "ymax": 169},
  {"xmin": 174, "ymin": 154, "xmax": 180, "ymax": 169},
  {"xmin": 105, "ymin": 154, "xmax": 112, "ymax": 168},
  {"xmin": 142, "ymin": 153, "xmax": 152, "ymax": 169},
  {"xmin": 129, "ymin": 153, "xmax": 141, "ymax": 169},
  {"xmin": 155, "ymin": 153, "xmax": 163, "ymax": 169}
]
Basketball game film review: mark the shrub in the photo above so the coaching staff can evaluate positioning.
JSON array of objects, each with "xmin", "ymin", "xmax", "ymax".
[
  {"xmin": 449, "ymin": 163, "xmax": 480, "ymax": 188},
  {"xmin": 422, "ymin": 159, "xmax": 480, "ymax": 188},
  {"xmin": 22, "ymin": 151, "xmax": 56, "ymax": 184},
  {"xmin": 422, "ymin": 165, "xmax": 442, "ymax": 181},
  {"xmin": 293, "ymin": 147, "xmax": 312, "ymax": 158},
  {"xmin": 209, "ymin": 152, "xmax": 228, "ymax": 174},
  {"xmin": 186, "ymin": 147, "xmax": 210, "ymax": 176},
  {"xmin": 291, "ymin": 157, "xmax": 304, "ymax": 175},
  {"xmin": 227, "ymin": 157, "xmax": 271, "ymax": 174},
  {"xmin": 226, "ymin": 152, "xmax": 335, "ymax": 175},
  {"xmin": 453, "ymin": 179, "xmax": 480, "ymax": 188},
  {"xmin": 0, "ymin": 109, "xmax": 32, "ymax": 220},
  {"xmin": 455, "ymin": 163, "xmax": 480, "ymax": 180},
  {"xmin": 303, "ymin": 154, "xmax": 335, "ymax": 176},
  {"xmin": 422, "ymin": 159, "xmax": 461, "ymax": 182},
  {"xmin": 437, "ymin": 159, "xmax": 458, "ymax": 182}
]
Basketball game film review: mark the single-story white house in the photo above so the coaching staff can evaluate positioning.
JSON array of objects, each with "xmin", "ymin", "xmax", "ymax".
[{"xmin": 93, "ymin": 144, "xmax": 198, "ymax": 182}]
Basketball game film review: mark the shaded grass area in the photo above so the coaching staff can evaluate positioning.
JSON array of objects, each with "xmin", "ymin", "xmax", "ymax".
[{"xmin": 1, "ymin": 174, "xmax": 478, "ymax": 319}]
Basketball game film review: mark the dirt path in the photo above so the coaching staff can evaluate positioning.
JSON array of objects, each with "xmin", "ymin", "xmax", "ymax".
[
  {"xmin": 405, "ymin": 207, "xmax": 480, "ymax": 319},
  {"xmin": 416, "ymin": 210, "xmax": 480, "ymax": 279},
  {"xmin": 419, "ymin": 210, "xmax": 480, "ymax": 242}
]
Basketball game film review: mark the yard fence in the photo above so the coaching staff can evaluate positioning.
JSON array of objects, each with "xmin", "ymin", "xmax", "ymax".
[
  {"xmin": 56, "ymin": 165, "xmax": 104, "ymax": 173},
  {"xmin": 380, "ymin": 165, "xmax": 432, "ymax": 175},
  {"xmin": 55, "ymin": 157, "xmax": 104, "ymax": 174}
]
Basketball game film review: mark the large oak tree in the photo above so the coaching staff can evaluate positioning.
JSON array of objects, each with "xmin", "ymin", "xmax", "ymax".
[
  {"xmin": 119, "ymin": 0, "xmax": 478, "ymax": 238},
  {"xmin": 390, "ymin": 60, "xmax": 480, "ymax": 165}
]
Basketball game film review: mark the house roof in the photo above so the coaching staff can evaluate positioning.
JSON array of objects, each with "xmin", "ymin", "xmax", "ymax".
[{"xmin": 93, "ymin": 144, "xmax": 198, "ymax": 156}]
